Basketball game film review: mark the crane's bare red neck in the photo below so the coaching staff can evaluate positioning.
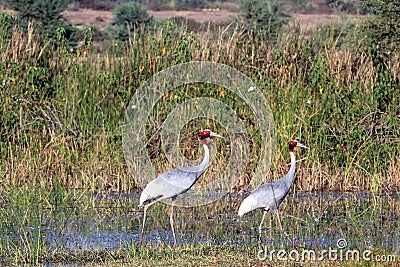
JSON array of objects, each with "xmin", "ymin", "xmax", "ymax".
[{"xmin": 201, "ymin": 139, "xmax": 207, "ymax": 145}]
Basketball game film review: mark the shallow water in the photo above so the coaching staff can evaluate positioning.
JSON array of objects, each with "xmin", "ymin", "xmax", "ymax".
[{"xmin": 1, "ymin": 192, "xmax": 399, "ymax": 255}]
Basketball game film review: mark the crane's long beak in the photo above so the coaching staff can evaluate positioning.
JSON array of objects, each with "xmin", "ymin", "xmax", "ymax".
[
  {"xmin": 210, "ymin": 131, "xmax": 224, "ymax": 138},
  {"xmin": 297, "ymin": 142, "xmax": 309, "ymax": 149}
]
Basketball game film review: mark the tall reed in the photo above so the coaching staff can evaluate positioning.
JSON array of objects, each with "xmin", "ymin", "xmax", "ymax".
[{"xmin": 0, "ymin": 15, "xmax": 399, "ymax": 194}]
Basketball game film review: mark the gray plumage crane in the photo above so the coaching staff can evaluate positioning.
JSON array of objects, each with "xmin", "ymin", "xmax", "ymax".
[
  {"xmin": 238, "ymin": 140, "xmax": 308, "ymax": 238},
  {"xmin": 138, "ymin": 129, "xmax": 224, "ymax": 246}
]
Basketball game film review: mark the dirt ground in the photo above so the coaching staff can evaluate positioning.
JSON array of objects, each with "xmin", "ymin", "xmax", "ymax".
[
  {"xmin": 1, "ymin": 6, "xmax": 353, "ymax": 31},
  {"xmin": 62, "ymin": 8, "xmax": 114, "ymax": 29},
  {"xmin": 148, "ymin": 9, "xmax": 238, "ymax": 23},
  {"xmin": 62, "ymin": 8, "xmax": 353, "ymax": 30},
  {"xmin": 61, "ymin": 8, "xmax": 238, "ymax": 29},
  {"xmin": 292, "ymin": 13, "xmax": 358, "ymax": 29}
]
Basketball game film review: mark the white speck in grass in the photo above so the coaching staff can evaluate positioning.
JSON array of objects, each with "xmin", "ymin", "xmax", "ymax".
[
  {"xmin": 307, "ymin": 99, "xmax": 312, "ymax": 105},
  {"xmin": 131, "ymin": 105, "xmax": 137, "ymax": 110},
  {"xmin": 247, "ymin": 86, "xmax": 256, "ymax": 92}
]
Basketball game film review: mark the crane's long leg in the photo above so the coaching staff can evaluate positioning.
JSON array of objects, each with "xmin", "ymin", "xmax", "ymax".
[
  {"xmin": 138, "ymin": 198, "xmax": 163, "ymax": 246},
  {"xmin": 258, "ymin": 210, "xmax": 267, "ymax": 236},
  {"xmin": 269, "ymin": 214, "xmax": 272, "ymax": 240},
  {"xmin": 276, "ymin": 209, "xmax": 294, "ymax": 245},
  {"xmin": 276, "ymin": 209, "xmax": 288, "ymax": 237},
  {"xmin": 170, "ymin": 200, "xmax": 176, "ymax": 245}
]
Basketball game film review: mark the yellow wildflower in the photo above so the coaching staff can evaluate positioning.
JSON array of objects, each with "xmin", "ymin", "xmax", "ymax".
[
  {"xmin": 161, "ymin": 47, "xmax": 166, "ymax": 56},
  {"xmin": 218, "ymin": 87, "xmax": 225, "ymax": 97},
  {"xmin": 139, "ymin": 65, "xmax": 145, "ymax": 73}
]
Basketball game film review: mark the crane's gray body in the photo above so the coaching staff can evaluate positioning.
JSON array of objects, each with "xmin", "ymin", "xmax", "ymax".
[
  {"xmin": 139, "ymin": 143, "xmax": 210, "ymax": 206},
  {"xmin": 238, "ymin": 152, "xmax": 296, "ymax": 216}
]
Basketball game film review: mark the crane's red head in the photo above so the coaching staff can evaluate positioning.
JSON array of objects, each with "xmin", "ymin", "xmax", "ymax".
[
  {"xmin": 200, "ymin": 129, "xmax": 212, "ymax": 139},
  {"xmin": 199, "ymin": 129, "xmax": 224, "ymax": 144},
  {"xmin": 289, "ymin": 140, "xmax": 309, "ymax": 152}
]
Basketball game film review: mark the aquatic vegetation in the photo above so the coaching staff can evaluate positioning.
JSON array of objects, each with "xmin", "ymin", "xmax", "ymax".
[{"xmin": 0, "ymin": 190, "xmax": 398, "ymax": 265}]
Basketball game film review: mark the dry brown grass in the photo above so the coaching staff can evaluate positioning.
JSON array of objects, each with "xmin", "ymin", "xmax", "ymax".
[{"xmin": 1, "ymin": 10, "xmax": 398, "ymax": 194}]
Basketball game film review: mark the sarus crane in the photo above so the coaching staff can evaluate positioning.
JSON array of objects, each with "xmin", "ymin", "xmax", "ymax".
[
  {"xmin": 238, "ymin": 140, "xmax": 309, "ymax": 239},
  {"xmin": 138, "ymin": 129, "xmax": 224, "ymax": 246}
]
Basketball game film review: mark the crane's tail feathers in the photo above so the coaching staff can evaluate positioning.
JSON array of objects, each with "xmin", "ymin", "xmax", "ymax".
[
  {"xmin": 139, "ymin": 191, "xmax": 164, "ymax": 208},
  {"xmin": 238, "ymin": 196, "xmax": 256, "ymax": 217},
  {"xmin": 139, "ymin": 190, "xmax": 155, "ymax": 208}
]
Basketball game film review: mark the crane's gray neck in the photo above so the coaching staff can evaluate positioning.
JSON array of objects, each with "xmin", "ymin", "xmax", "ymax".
[
  {"xmin": 283, "ymin": 151, "xmax": 296, "ymax": 186},
  {"xmin": 197, "ymin": 142, "xmax": 210, "ymax": 171}
]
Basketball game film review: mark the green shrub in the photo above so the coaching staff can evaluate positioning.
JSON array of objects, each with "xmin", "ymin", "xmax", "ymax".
[
  {"xmin": 239, "ymin": 0, "xmax": 290, "ymax": 40},
  {"xmin": 109, "ymin": 2, "xmax": 154, "ymax": 41},
  {"xmin": 360, "ymin": 0, "xmax": 400, "ymax": 60},
  {"xmin": 1, "ymin": 0, "xmax": 77, "ymax": 43}
]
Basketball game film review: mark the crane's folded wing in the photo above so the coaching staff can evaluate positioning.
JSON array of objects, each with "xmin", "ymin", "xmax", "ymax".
[{"xmin": 248, "ymin": 182, "xmax": 290, "ymax": 211}]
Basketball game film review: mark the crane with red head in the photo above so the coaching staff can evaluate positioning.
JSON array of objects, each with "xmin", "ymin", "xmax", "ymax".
[
  {"xmin": 238, "ymin": 140, "xmax": 309, "ymax": 239},
  {"xmin": 138, "ymin": 129, "xmax": 224, "ymax": 246}
]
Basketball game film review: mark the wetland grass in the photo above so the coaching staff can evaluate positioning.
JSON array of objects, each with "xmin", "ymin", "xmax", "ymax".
[
  {"xmin": 1, "ymin": 190, "xmax": 398, "ymax": 265},
  {"xmin": 1, "ymin": 19, "xmax": 399, "ymax": 193},
  {"xmin": 0, "ymin": 12, "xmax": 399, "ymax": 266}
]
